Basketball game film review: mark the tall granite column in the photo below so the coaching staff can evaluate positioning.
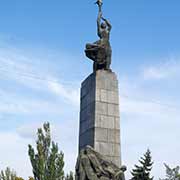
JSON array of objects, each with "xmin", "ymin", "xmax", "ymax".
[{"xmin": 79, "ymin": 70, "xmax": 121, "ymax": 167}]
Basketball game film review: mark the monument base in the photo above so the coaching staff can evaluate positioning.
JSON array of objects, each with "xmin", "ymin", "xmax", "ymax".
[
  {"xmin": 75, "ymin": 146, "xmax": 126, "ymax": 180},
  {"xmin": 79, "ymin": 70, "xmax": 121, "ymax": 167}
]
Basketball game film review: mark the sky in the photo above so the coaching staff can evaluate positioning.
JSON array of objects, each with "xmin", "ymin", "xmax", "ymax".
[{"xmin": 0, "ymin": 0, "xmax": 180, "ymax": 179}]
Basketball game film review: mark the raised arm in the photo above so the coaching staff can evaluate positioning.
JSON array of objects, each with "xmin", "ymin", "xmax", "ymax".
[
  {"xmin": 102, "ymin": 17, "xmax": 112, "ymax": 32},
  {"xmin": 97, "ymin": 11, "xmax": 102, "ymax": 37}
]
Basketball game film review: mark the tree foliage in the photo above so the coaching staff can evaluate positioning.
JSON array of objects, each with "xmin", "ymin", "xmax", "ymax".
[
  {"xmin": 0, "ymin": 167, "xmax": 17, "ymax": 180},
  {"xmin": 131, "ymin": 149, "xmax": 153, "ymax": 180},
  {"xmin": 15, "ymin": 178, "xmax": 24, "ymax": 180},
  {"xmin": 28, "ymin": 122, "xmax": 64, "ymax": 180},
  {"xmin": 0, "ymin": 167, "xmax": 23, "ymax": 180},
  {"xmin": 160, "ymin": 164, "xmax": 180, "ymax": 180},
  {"xmin": 28, "ymin": 177, "xmax": 34, "ymax": 180}
]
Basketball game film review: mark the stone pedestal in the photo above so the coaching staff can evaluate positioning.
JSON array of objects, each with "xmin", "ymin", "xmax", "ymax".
[{"xmin": 79, "ymin": 70, "xmax": 121, "ymax": 167}]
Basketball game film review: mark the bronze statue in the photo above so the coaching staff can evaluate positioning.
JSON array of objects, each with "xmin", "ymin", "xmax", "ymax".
[
  {"xmin": 75, "ymin": 146, "xmax": 127, "ymax": 180},
  {"xmin": 85, "ymin": 0, "xmax": 112, "ymax": 72}
]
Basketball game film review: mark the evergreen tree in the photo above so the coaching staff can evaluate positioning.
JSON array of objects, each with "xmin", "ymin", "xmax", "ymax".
[
  {"xmin": 131, "ymin": 149, "xmax": 153, "ymax": 180},
  {"xmin": 28, "ymin": 122, "xmax": 64, "ymax": 180},
  {"xmin": 160, "ymin": 163, "xmax": 180, "ymax": 180}
]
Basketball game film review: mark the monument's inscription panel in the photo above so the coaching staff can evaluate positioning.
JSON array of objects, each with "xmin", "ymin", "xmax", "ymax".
[{"xmin": 79, "ymin": 70, "xmax": 121, "ymax": 167}]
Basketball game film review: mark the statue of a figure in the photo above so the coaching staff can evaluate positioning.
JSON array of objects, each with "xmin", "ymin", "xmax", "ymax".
[
  {"xmin": 85, "ymin": 0, "xmax": 112, "ymax": 72},
  {"xmin": 75, "ymin": 146, "xmax": 127, "ymax": 180}
]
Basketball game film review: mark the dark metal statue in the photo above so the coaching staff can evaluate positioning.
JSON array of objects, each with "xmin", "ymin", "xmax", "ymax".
[
  {"xmin": 75, "ymin": 146, "xmax": 127, "ymax": 180},
  {"xmin": 85, "ymin": 0, "xmax": 112, "ymax": 72}
]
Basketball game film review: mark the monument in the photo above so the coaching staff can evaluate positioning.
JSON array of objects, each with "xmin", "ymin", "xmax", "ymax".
[
  {"xmin": 85, "ymin": 0, "xmax": 112, "ymax": 72},
  {"xmin": 76, "ymin": 1, "xmax": 126, "ymax": 179}
]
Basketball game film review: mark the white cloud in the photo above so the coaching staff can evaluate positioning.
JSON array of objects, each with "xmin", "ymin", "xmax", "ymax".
[
  {"xmin": 120, "ymin": 95, "xmax": 179, "ymax": 120},
  {"xmin": 17, "ymin": 122, "xmax": 42, "ymax": 139},
  {"xmin": 142, "ymin": 59, "xmax": 180, "ymax": 80},
  {"xmin": 16, "ymin": 120, "xmax": 78, "ymax": 177},
  {"xmin": 0, "ymin": 43, "xmax": 79, "ymax": 176},
  {"xmin": 47, "ymin": 81, "xmax": 80, "ymax": 106},
  {"xmin": 0, "ymin": 89, "xmax": 63, "ymax": 114},
  {"xmin": 0, "ymin": 45, "xmax": 80, "ymax": 115},
  {"xmin": 0, "ymin": 132, "xmax": 33, "ymax": 179},
  {"xmin": 0, "ymin": 126, "xmax": 77, "ymax": 179},
  {"xmin": 118, "ymin": 73, "xmax": 180, "ymax": 179},
  {"xmin": 0, "ymin": 81, "xmax": 79, "ymax": 115}
]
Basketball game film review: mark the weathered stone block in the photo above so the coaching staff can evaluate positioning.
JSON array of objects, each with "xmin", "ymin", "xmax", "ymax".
[
  {"xmin": 107, "ymin": 129, "xmax": 120, "ymax": 143},
  {"xmin": 107, "ymin": 91, "xmax": 119, "ymax": 104},
  {"xmin": 95, "ymin": 127, "xmax": 108, "ymax": 142},
  {"xmin": 96, "ymin": 101, "xmax": 108, "ymax": 115},
  {"xmin": 107, "ymin": 103, "xmax": 119, "ymax": 117},
  {"xmin": 100, "ymin": 89, "xmax": 108, "ymax": 102},
  {"xmin": 79, "ymin": 70, "xmax": 121, "ymax": 167},
  {"xmin": 114, "ymin": 117, "xmax": 120, "ymax": 129},
  {"xmin": 96, "ymin": 115, "xmax": 114, "ymax": 129},
  {"xmin": 95, "ymin": 141, "xmax": 110, "ymax": 156}
]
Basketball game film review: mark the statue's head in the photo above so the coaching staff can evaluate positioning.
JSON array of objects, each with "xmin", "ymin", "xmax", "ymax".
[
  {"xmin": 101, "ymin": 22, "xmax": 106, "ymax": 29},
  {"xmin": 79, "ymin": 149, "xmax": 85, "ymax": 156},
  {"xmin": 85, "ymin": 145, "xmax": 94, "ymax": 154},
  {"xmin": 120, "ymin": 165, "xmax": 127, "ymax": 172}
]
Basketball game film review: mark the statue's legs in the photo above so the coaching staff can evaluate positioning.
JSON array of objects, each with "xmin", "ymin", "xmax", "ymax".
[
  {"xmin": 86, "ymin": 43, "xmax": 99, "ymax": 49},
  {"xmin": 105, "ymin": 50, "xmax": 112, "ymax": 70},
  {"xmin": 105, "ymin": 58, "xmax": 111, "ymax": 70}
]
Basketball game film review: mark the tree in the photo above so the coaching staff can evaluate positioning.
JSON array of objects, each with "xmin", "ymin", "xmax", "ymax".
[
  {"xmin": 65, "ymin": 172, "xmax": 74, "ymax": 180},
  {"xmin": 28, "ymin": 177, "xmax": 34, "ymax": 180},
  {"xmin": 28, "ymin": 122, "xmax": 65, "ymax": 180},
  {"xmin": 15, "ymin": 178, "xmax": 24, "ymax": 180},
  {"xmin": 0, "ymin": 167, "xmax": 16, "ymax": 180},
  {"xmin": 0, "ymin": 167, "xmax": 24, "ymax": 180},
  {"xmin": 160, "ymin": 163, "xmax": 180, "ymax": 180},
  {"xmin": 131, "ymin": 149, "xmax": 153, "ymax": 180}
]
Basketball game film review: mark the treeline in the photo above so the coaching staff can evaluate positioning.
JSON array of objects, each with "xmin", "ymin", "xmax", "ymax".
[
  {"xmin": 1, "ymin": 123, "xmax": 73, "ymax": 180},
  {"xmin": 130, "ymin": 150, "xmax": 180, "ymax": 180},
  {"xmin": 0, "ymin": 122, "xmax": 179, "ymax": 180},
  {"xmin": 0, "ymin": 167, "xmax": 73, "ymax": 180}
]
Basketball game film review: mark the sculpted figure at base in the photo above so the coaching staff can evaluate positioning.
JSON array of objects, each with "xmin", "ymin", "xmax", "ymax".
[
  {"xmin": 85, "ymin": 1, "xmax": 112, "ymax": 72},
  {"xmin": 75, "ymin": 146, "xmax": 127, "ymax": 180}
]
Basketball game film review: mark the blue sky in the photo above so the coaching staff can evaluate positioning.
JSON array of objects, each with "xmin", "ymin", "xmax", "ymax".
[{"xmin": 0, "ymin": 0, "xmax": 180, "ymax": 179}]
